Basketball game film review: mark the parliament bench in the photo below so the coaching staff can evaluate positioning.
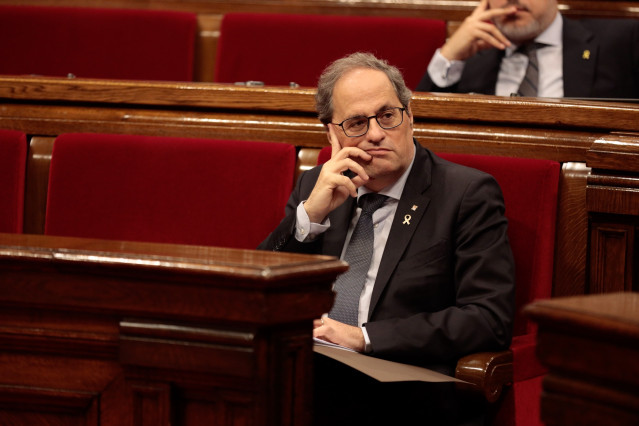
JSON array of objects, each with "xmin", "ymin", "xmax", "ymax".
[
  {"xmin": 44, "ymin": 133, "xmax": 297, "ymax": 249},
  {"xmin": 1, "ymin": 77, "xmax": 639, "ymax": 425},
  {"xmin": 2, "ymin": 1, "xmax": 637, "ymax": 84}
]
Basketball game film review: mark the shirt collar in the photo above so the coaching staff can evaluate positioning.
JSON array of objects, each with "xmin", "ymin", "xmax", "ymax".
[
  {"xmin": 505, "ymin": 12, "xmax": 563, "ymax": 56},
  {"xmin": 357, "ymin": 142, "xmax": 415, "ymax": 202}
]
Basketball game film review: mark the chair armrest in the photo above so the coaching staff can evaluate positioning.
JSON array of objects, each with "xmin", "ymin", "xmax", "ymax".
[{"xmin": 455, "ymin": 350, "xmax": 513, "ymax": 403}]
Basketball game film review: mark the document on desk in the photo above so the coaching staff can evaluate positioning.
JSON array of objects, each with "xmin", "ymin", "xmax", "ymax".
[{"xmin": 313, "ymin": 339, "xmax": 464, "ymax": 383}]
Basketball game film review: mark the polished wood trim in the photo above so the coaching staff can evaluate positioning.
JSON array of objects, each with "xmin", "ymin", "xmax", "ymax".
[
  {"xmin": 0, "ymin": 1, "xmax": 637, "ymax": 20},
  {"xmin": 0, "ymin": 233, "xmax": 346, "ymax": 284},
  {"xmin": 2, "ymin": 77, "xmax": 639, "ymax": 133},
  {"xmin": 456, "ymin": 350, "xmax": 513, "ymax": 403},
  {"xmin": 23, "ymin": 136, "xmax": 54, "ymax": 235},
  {"xmin": 553, "ymin": 163, "xmax": 590, "ymax": 297}
]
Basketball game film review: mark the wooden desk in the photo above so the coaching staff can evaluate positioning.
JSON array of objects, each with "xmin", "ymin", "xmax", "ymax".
[
  {"xmin": 0, "ymin": 233, "xmax": 346, "ymax": 425},
  {"xmin": 525, "ymin": 293, "xmax": 639, "ymax": 426}
]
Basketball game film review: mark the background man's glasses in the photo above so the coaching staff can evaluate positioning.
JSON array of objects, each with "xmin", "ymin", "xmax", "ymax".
[{"xmin": 333, "ymin": 107, "xmax": 406, "ymax": 137}]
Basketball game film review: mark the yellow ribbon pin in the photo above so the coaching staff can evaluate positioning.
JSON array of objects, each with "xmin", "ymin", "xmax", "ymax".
[{"xmin": 582, "ymin": 50, "xmax": 590, "ymax": 60}]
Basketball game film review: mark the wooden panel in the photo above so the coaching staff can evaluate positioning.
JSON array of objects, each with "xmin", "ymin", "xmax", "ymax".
[
  {"xmin": 589, "ymin": 224, "xmax": 634, "ymax": 293},
  {"xmin": 553, "ymin": 162, "xmax": 589, "ymax": 297},
  {"xmin": 23, "ymin": 136, "xmax": 54, "ymax": 234},
  {"xmin": 525, "ymin": 293, "xmax": 639, "ymax": 426},
  {"xmin": 194, "ymin": 14, "xmax": 222, "ymax": 83},
  {"xmin": 0, "ymin": 233, "xmax": 345, "ymax": 425}
]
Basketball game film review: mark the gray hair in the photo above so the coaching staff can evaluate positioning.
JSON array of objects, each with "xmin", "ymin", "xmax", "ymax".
[{"xmin": 315, "ymin": 52, "xmax": 413, "ymax": 125}]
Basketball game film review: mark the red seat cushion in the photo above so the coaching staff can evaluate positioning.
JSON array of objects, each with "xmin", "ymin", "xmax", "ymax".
[
  {"xmin": 0, "ymin": 5, "xmax": 196, "ymax": 81},
  {"xmin": 436, "ymin": 153, "xmax": 559, "ymax": 336},
  {"xmin": 0, "ymin": 129, "xmax": 27, "ymax": 233},
  {"xmin": 45, "ymin": 134, "xmax": 296, "ymax": 249},
  {"xmin": 215, "ymin": 13, "xmax": 446, "ymax": 89}
]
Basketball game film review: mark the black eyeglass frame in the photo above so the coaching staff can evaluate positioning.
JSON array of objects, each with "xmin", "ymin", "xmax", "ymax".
[{"xmin": 332, "ymin": 107, "xmax": 407, "ymax": 138}]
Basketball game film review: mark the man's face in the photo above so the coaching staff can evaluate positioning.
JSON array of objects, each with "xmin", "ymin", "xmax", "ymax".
[
  {"xmin": 488, "ymin": 0, "xmax": 558, "ymax": 43},
  {"xmin": 330, "ymin": 68, "xmax": 414, "ymax": 192}
]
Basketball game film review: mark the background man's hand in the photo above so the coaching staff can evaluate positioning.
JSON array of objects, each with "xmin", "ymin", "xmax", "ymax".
[{"xmin": 440, "ymin": 0, "xmax": 517, "ymax": 61}]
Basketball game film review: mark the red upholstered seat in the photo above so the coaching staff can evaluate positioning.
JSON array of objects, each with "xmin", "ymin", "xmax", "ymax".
[
  {"xmin": 45, "ymin": 134, "xmax": 296, "ymax": 249},
  {"xmin": 215, "ymin": 13, "xmax": 446, "ymax": 89},
  {"xmin": 0, "ymin": 5, "xmax": 196, "ymax": 81},
  {"xmin": 0, "ymin": 129, "xmax": 27, "ymax": 234},
  {"xmin": 318, "ymin": 147, "xmax": 560, "ymax": 426}
]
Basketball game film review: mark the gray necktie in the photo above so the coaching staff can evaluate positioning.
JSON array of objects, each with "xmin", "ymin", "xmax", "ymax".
[
  {"xmin": 517, "ymin": 43, "xmax": 544, "ymax": 97},
  {"xmin": 329, "ymin": 193, "xmax": 388, "ymax": 326}
]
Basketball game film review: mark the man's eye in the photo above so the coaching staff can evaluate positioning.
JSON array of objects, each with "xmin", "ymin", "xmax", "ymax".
[{"xmin": 345, "ymin": 118, "xmax": 367, "ymax": 130}]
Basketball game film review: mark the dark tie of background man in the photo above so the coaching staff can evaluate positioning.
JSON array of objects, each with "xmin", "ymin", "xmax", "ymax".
[{"xmin": 517, "ymin": 42, "xmax": 546, "ymax": 97}]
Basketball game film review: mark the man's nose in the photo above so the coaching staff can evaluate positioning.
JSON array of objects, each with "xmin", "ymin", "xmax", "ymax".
[{"xmin": 366, "ymin": 117, "xmax": 385, "ymax": 141}]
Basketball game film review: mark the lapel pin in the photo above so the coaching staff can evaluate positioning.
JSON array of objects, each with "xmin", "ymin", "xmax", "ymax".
[
  {"xmin": 411, "ymin": 205, "xmax": 418, "ymax": 211},
  {"xmin": 403, "ymin": 215, "xmax": 412, "ymax": 225},
  {"xmin": 582, "ymin": 50, "xmax": 590, "ymax": 60}
]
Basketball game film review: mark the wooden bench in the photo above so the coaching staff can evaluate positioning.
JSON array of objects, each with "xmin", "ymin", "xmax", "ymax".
[{"xmin": 1, "ymin": 76, "xmax": 638, "ymax": 425}]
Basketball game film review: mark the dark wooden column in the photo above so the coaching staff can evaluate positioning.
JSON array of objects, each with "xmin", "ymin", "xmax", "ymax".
[
  {"xmin": 0, "ymin": 233, "xmax": 346, "ymax": 426},
  {"xmin": 586, "ymin": 134, "xmax": 639, "ymax": 294}
]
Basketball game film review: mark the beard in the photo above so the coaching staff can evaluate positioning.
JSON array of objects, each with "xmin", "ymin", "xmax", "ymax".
[
  {"xmin": 495, "ymin": 16, "xmax": 544, "ymax": 44},
  {"xmin": 493, "ymin": 2, "xmax": 555, "ymax": 44}
]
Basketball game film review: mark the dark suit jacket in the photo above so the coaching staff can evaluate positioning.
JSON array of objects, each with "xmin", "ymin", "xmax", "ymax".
[
  {"xmin": 416, "ymin": 16, "xmax": 639, "ymax": 99},
  {"xmin": 258, "ymin": 142, "xmax": 515, "ymax": 372}
]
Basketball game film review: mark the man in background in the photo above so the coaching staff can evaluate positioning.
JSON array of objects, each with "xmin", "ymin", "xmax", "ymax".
[
  {"xmin": 417, "ymin": 0, "xmax": 639, "ymax": 99},
  {"xmin": 259, "ymin": 52, "xmax": 515, "ymax": 425}
]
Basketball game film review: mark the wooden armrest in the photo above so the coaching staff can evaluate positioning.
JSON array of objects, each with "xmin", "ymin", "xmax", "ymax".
[{"xmin": 455, "ymin": 350, "xmax": 513, "ymax": 403}]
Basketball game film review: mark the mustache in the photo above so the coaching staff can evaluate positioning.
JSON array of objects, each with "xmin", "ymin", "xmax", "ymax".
[{"xmin": 504, "ymin": 1, "xmax": 529, "ymax": 11}]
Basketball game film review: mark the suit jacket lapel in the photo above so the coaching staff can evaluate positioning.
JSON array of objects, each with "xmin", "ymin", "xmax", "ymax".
[
  {"xmin": 368, "ymin": 143, "xmax": 432, "ymax": 319},
  {"xmin": 562, "ymin": 17, "xmax": 597, "ymax": 97}
]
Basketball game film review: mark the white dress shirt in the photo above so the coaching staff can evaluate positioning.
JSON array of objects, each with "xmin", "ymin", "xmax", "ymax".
[
  {"xmin": 427, "ymin": 12, "xmax": 564, "ymax": 97},
  {"xmin": 295, "ymin": 145, "xmax": 416, "ymax": 351}
]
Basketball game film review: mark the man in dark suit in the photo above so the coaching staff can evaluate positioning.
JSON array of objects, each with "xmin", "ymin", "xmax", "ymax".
[
  {"xmin": 416, "ymin": 0, "xmax": 639, "ymax": 98},
  {"xmin": 258, "ymin": 52, "xmax": 515, "ymax": 425}
]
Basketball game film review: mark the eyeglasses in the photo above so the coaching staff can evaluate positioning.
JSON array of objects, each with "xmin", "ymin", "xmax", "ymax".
[{"xmin": 333, "ymin": 107, "xmax": 406, "ymax": 137}]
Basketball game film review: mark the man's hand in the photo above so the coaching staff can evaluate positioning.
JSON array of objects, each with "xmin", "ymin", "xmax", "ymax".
[
  {"xmin": 313, "ymin": 316, "xmax": 366, "ymax": 352},
  {"xmin": 440, "ymin": 0, "xmax": 517, "ymax": 61},
  {"xmin": 303, "ymin": 125, "xmax": 371, "ymax": 223}
]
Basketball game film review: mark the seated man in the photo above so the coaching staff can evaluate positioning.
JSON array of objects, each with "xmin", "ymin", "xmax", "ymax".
[
  {"xmin": 259, "ymin": 52, "xmax": 515, "ymax": 425},
  {"xmin": 416, "ymin": 0, "xmax": 639, "ymax": 98}
]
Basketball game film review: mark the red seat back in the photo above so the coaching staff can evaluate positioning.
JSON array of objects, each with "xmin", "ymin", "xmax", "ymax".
[
  {"xmin": 45, "ymin": 134, "xmax": 296, "ymax": 249},
  {"xmin": 0, "ymin": 5, "xmax": 196, "ymax": 81},
  {"xmin": 318, "ymin": 147, "xmax": 560, "ymax": 336},
  {"xmin": 0, "ymin": 129, "xmax": 27, "ymax": 233},
  {"xmin": 215, "ymin": 13, "xmax": 446, "ymax": 89}
]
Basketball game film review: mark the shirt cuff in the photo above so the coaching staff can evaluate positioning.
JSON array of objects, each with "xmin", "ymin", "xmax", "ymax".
[
  {"xmin": 294, "ymin": 201, "xmax": 330, "ymax": 242},
  {"xmin": 427, "ymin": 48, "xmax": 465, "ymax": 88},
  {"xmin": 362, "ymin": 324, "xmax": 372, "ymax": 353}
]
